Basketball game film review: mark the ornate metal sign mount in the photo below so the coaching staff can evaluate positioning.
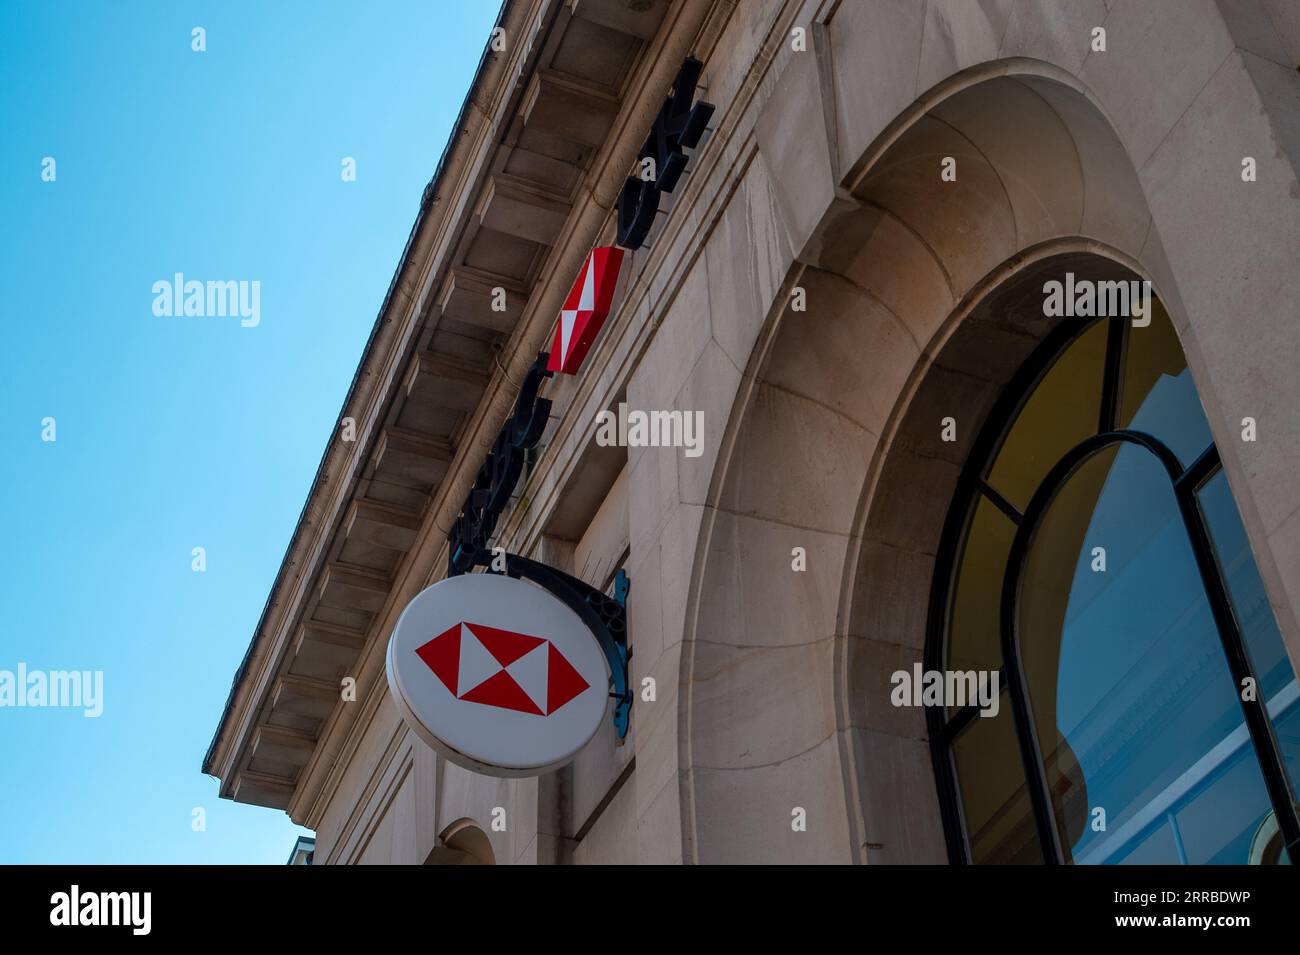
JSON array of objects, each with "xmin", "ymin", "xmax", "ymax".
[
  {"xmin": 448, "ymin": 353, "xmax": 554, "ymax": 578},
  {"xmin": 466, "ymin": 550, "xmax": 632, "ymax": 740},
  {"xmin": 446, "ymin": 351, "xmax": 632, "ymax": 739},
  {"xmin": 436, "ymin": 61, "xmax": 715, "ymax": 745},
  {"xmin": 616, "ymin": 56, "xmax": 716, "ymax": 250}
]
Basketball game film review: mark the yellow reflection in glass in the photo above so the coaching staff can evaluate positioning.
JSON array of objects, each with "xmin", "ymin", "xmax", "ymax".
[
  {"xmin": 947, "ymin": 495, "xmax": 1014, "ymax": 685},
  {"xmin": 952, "ymin": 700, "xmax": 1043, "ymax": 864},
  {"xmin": 986, "ymin": 319, "xmax": 1107, "ymax": 510},
  {"xmin": 1119, "ymin": 297, "xmax": 1212, "ymax": 466}
]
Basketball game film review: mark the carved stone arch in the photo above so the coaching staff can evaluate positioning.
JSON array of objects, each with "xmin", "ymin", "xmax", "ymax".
[
  {"xmin": 837, "ymin": 244, "xmax": 1156, "ymax": 865},
  {"xmin": 424, "ymin": 817, "xmax": 497, "ymax": 865},
  {"xmin": 678, "ymin": 63, "xmax": 1217, "ymax": 864}
]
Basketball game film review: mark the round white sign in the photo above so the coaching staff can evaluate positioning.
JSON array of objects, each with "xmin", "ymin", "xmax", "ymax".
[{"xmin": 386, "ymin": 572, "xmax": 609, "ymax": 777}]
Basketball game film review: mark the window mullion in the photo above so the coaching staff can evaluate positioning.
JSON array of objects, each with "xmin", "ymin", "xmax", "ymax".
[
  {"xmin": 1099, "ymin": 315, "xmax": 1126, "ymax": 433},
  {"xmin": 1174, "ymin": 469, "xmax": 1300, "ymax": 853}
]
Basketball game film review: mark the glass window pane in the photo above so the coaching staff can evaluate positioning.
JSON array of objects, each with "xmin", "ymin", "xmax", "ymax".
[
  {"xmin": 946, "ymin": 494, "xmax": 1015, "ymax": 678},
  {"xmin": 987, "ymin": 319, "xmax": 1107, "ymax": 511},
  {"xmin": 1199, "ymin": 468, "xmax": 1300, "ymax": 803},
  {"xmin": 1198, "ymin": 470, "xmax": 1296, "ymax": 705},
  {"xmin": 1174, "ymin": 733, "xmax": 1277, "ymax": 864},
  {"xmin": 951, "ymin": 695, "xmax": 1042, "ymax": 864},
  {"xmin": 1120, "ymin": 296, "xmax": 1212, "ymax": 466},
  {"xmin": 1115, "ymin": 820, "xmax": 1181, "ymax": 864},
  {"xmin": 1018, "ymin": 443, "xmax": 1272, "ymax": 864},
  {"xmin": 1274, "ymin": 698, "xmax": 1300, "ymax": 812}
]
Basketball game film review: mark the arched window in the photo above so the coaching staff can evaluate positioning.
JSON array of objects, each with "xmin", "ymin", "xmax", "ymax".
[{"xmin": 927, "ymin": 294, "xmax": 1300, "ymax": 864}]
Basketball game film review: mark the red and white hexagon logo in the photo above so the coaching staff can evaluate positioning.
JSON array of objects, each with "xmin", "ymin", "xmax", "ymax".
[
  {"xmin": 386, "ymin": 573, "xmax": 608, "ymax": 776},
  {"xmin": 414, "ymin": 622, "xmax": 590, "ymax": 717},
  {"xmin": 546, "ymin": 246, "xmax": 625, "ymax": 376}
]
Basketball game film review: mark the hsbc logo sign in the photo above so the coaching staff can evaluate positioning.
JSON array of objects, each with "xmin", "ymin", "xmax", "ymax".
[
  {"xmin": 429, "ymin": 59, "xmax": 714, "ymax": 763},
  {"xmin": 547, "ymin": 246, "xmax": 624, "ymax": 375},
  {"xmin": 387, "ymin": 573, "xmax": 608, "ymax": 776},
  {"xmin": 415, "ymin": 621, "xmax": 590, "ymax": 717},
  {"xmin": 546, "ymin": 57, "xmax": 713, "ymax": 378},
  {"xmin": 447, "ymin": 56, "xmax": 716, "ymax": 567}
]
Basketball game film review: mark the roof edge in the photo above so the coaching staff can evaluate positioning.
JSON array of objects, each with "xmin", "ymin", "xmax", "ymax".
[{"xmin": 202, "ymin": 0, "xmax": 517, "ymax": 779}]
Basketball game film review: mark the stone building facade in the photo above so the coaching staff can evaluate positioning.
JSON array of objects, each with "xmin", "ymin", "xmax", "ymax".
[{"xmin": 204, "ymin": 0, "xmax": 1300, "ymax": 864}]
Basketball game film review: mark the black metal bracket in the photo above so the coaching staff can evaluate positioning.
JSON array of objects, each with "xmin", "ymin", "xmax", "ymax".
[
  {"xmin": 466, "ymin": 549, "xmax": 632, "ymax": 739},
  {"xmin": 448, "ymin": 355, "xmax": 553, "ymax": 578},
  {"xmin": 616, "ymin": 56, "xmax": 715, "ymax": 250}
]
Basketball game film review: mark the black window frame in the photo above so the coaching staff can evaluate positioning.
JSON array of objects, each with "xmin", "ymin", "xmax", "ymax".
[{"xmin": 925, "ymin": 312, "xmax": 1300, "ymax": 864}]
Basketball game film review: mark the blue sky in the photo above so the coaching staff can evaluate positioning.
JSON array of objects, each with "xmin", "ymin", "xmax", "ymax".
[{"xmin": 0, "ymin": 1, "xmax": 499, "ymax": 863}]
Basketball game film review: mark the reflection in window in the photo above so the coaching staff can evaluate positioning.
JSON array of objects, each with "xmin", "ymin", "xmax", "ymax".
[
  {"xmin": 986, "ymin": 318, "xmax": 1106, "ymax": 511},
  {"xmin": 934, "ymin": 290, "xmax": 1300, "ymax": 865},
  {"xmin": 1020, "ymin": 444, "xmax": 1269, "ymax": 863},
  {"xmin": 951, "ymin": 690, "xmax": 1040, "ymax": 863},
  {"xmin": 1119, "ymin": 298, "xmax": 1212, "ymax": 468},
  {"xmin": 1200, "ymin": 471, "xmax": 1299, "ymax": 724},
  {"xmin": 947, "ymin": 496, "xmax": 1015, "ymax": 678}
]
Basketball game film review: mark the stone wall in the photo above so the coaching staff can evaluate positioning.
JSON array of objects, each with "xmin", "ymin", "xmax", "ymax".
[{"xmin": 313, "ymin": 0, "xmax": 1300, "ymax": 864}]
